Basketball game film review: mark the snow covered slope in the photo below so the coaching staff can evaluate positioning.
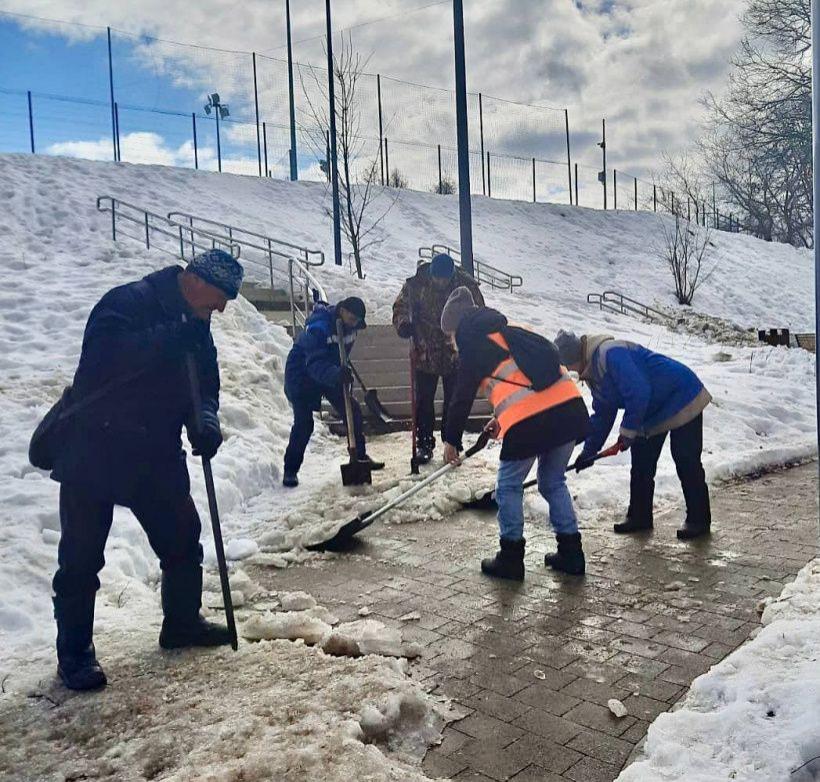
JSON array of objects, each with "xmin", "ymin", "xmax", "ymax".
[{"xmin": 0, "ymin": 153, "xmax": 815, "ymax": 679}]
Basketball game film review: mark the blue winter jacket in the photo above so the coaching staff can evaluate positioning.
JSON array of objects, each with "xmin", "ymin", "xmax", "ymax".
[
  {"xmin": 284, "ymin": 304, "xmax": 359, "ymax": 409},
  {"xmin": 581, "ymin": 338, "xmax": 710, "ymax": 458}
]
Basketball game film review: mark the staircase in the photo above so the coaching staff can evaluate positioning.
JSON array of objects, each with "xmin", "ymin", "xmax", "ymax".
[{"xmin": 324, "ymin": 325, "xmax": 493, "ymax": 435}]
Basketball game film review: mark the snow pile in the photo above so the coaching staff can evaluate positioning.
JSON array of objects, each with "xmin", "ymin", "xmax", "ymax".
[
  {"xmin": 618, "ymin": 557, "xmax": 820, "ymax": 782},
  {"xmin": 0, "ymin": 635, "xmax": 446, "ymax": 782},
  {"xmin": 323, "ymin": 619, "xmax": 423, "ymax": 659}
]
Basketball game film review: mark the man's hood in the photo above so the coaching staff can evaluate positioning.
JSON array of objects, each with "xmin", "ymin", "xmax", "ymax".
[{"xmin": 580, "ymin": 334, "xmax": 614, "ymax": 380}]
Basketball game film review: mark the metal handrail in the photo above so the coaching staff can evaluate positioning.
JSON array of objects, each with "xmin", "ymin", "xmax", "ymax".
[
  {"xmin": 289, "ymin": 257, "xmax": 328, "ymax": 334},
  {"xmin": 96, "ymin": 196, "xmax": 241, "ymax": 261},
  {"xmin": 418, "ymin": 244, "xmax": 523, "ymax": 291},
  {"xmin": 587, "ymin": 290, "xmax": 670, "ymax": 322},
  {"xmin": 166, "ymin": 212, "xmax": 325, "ymax": 267}
]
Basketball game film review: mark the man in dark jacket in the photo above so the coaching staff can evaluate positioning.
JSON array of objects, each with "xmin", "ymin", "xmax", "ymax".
[
  {"xmin": 50, "ymin": 250, "xmax": 244, "ymax": 691},
  {"xmin": 440, "ymin": 288, "xmax": 590, "ymax": 580},
  {"xmin": 555, "ymin": 331, "xmax": 712, "ymax": 540},
  {"xmin": 392, "ymin": 253, "xmax": 484, "ymax": 464},
  {"xmin": 282, "ymin": 297, "xmax": 384, "ymax": 487}
]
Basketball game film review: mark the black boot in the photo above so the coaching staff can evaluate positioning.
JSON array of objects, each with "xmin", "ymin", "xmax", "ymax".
[
  {"xmin": 481, "ymin": 538, "xmax": 525, "ymax": 581},
  {"xmin": 360, "ymin": 455, "xmax": 385, "ymax": 471},
  {"xmin": 159, "ymin": 566, "xmax": 233, "ymax": 650},
  {"xmin": 416, "ymin": 434, "xmax": 434, "ymax": 466},
  {"xmin": 613, "ymin": 516, "xmax": 653, "ymax": 534},
  {"xmin": 676, "ymin": 521, "xmax": 711, "ymax": 540},
  {"xmin": 544, "ymin": 533, "xmax": 586, "ymax": 575},
  {"xmin": 54, "ymin": 594, "xmax": 107, "ymax": 691}
]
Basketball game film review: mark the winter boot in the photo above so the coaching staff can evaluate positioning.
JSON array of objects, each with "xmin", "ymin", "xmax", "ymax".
[
  {"xmin": 481, "ymin": 538, "xmax": 525, "ymax": 581},
  {"xmin": 282, "ymin": 472, "xmax": 299, "ymax": 488},
  {"xmin": 360, "ymin": 455, "xmax": 385, "ymax": 471},
  {"xmin": 54, "ymin": 594, "xmax": 107, "ymax": 691},
  {"xmin": 416, "ymin": 434, "xmax": 435, "ymax": 465},
  {"xmin": 544, "ymin": 533, "xmax": 586, "ymax": 575},
  {"xmin": 159, "ymin": 566, "xmax": 233, "ymax": 650},
  {"xmin": 676, "ymin": 522, "xmax": 711, "ymax": 540},
  {"xmin": 613, "ymin": 516, "xmax": 653, "ymax": 534}
]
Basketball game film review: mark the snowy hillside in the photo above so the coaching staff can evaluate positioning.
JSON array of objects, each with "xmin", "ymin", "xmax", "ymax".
[{"xmin": 0, "ymin": 154, "xmax": 816, "ymax": 777}]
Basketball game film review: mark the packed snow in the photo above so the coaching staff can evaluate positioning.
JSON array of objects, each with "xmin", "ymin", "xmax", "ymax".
[
  {"xmin": 0, "ymin": 153, "xmax": 816, "ymax": 778},
  {"xmin": 618, "ymin": 558, "xmax": 820, "ymax": 781}
]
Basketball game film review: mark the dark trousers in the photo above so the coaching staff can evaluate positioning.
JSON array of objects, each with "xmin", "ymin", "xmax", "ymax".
[
  {"xmin": 284, "ymin": 386, "xmax": 366, "ymax": 475},
  {"xmin": 415, "ymin": 370, "xmax": 455, "ymax": 449},
  {"xmin": 628, "ymin": 414, "xmax": 711, "ymax": 527},
  {"xmin": 53, "ymin": 477, "xmax": 203, "ymax": 658}
]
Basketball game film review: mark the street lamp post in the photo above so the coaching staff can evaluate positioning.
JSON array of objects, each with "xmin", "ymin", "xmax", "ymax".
[
  {"xmin": 326, "ymin": 0, "xmax": 343, "ymax": 266},
  {"xmin": 452, "ymin": 0, "xmax": 474, "ymax": 277},
  {"xmin": 204, "ymin": 93, "xmax": 230, "ymax": 173},
  {"xmin": 285, "ymin": 0, "xmax": 299, "ymax": 181}
]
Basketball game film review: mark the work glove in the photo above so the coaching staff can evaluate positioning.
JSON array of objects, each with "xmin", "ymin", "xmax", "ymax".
[
  {"xmin": 483, "ymin": 417, "xmax": 501, "ymax": 439},
  {"xmin": 338, "ymin": 365, "xmax": 353, "ymax": 386},
  {"xmin": 190, "ymin": 407, "xmax": 223, "ymax": 460},
  {"xmin": 574, "ymin": 452, "xmax": 597, "ymax": 473},
  {"xmin": 397, "ymin": 322, "xmax": 415, "ymax": 339},
  {"xmin": 617, "ymin": 435, "xmax": 635, "ymax": 451}
]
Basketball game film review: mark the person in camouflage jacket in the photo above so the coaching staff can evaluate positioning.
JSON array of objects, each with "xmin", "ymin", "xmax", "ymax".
[{"xmin": 392, "ymin": 253, "xmax": 484, "ymax": 463}]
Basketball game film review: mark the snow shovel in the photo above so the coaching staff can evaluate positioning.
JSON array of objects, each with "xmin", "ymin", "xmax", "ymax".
[
  {"xmin": 184, "ymin": 336, "xmax": 238, "ymax": 651},
  {"xmin": 308, "ymin": 429, "xmax": 492, "ymax": 551},
  {"xmin": 337, "ymin": 318, "xmax": 373, "ymax": 486},
  {"xmin": 348, "ymin": 360, "xmax": 395, "ymax": 424},
  {"xmin": 460, "ymin": 441, "xmax": 625, "ymax": 512}
]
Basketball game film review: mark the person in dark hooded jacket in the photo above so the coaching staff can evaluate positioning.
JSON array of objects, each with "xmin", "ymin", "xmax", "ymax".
[
  {"xmin": 440, "ymin": 288, "xmax": 590, "ymax": 581},
  {"xmin": 49, "ymin": 250, "xmax": 243, "ymax": 692},
  {"xmin": 282, "ymin": 297, "xmax": 384, "ymax": 486}
]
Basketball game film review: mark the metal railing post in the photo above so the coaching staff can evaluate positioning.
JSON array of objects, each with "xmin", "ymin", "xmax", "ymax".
[
  {"xmin": 144, "ymin": 212, "xmax": 150, "ymax": 249},
  {"xmin": 288, "ymin": 259, "xmax": 297, "ymax": 335},
  {"xmin": 267, "ymin": 238, "xmax": 274, "ymax": 291},
  {"xmin": 111, "ymin": 199, "xmax": 117, "ymax": 241}
]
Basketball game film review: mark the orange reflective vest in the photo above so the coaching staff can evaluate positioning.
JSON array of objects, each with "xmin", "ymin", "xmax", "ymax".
[{"xmin": 479, "ymin": 332, "xmax": 582, "ymax": 437}]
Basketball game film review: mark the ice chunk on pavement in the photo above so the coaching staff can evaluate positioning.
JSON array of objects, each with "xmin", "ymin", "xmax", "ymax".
[
  {"xmin": 280, "ymin": 591, "xmax": 317, "ymax": 611},
  {"xmin": 323, "ymin": 619, "xmax": 422, "ymax": 659},
  {"xmin": 225, "ymin": 538, "xmax": 259, "ymax": 561},
  {"xmin": 241, "ymin": 610, "xmax": 331, "ymax": 645},
  {"xmin": 608, "ymin": 698, "xmax": 629, "ymax": 718}
]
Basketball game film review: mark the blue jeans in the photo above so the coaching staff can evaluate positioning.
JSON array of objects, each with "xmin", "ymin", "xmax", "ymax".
[{"xmin": 496, "ymin": 440, "xmax": 578, "ymax": 540}]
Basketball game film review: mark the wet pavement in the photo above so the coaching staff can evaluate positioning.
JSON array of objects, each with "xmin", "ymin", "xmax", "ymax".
[{"xmin": 250, "ymin": 462, "xmax": 818, "ymax": 781}]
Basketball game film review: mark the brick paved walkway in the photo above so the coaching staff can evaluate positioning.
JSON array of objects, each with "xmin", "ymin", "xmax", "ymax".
[{"xmin": 250, "ymin": 463, "xmax": 818, "ymax": 781}]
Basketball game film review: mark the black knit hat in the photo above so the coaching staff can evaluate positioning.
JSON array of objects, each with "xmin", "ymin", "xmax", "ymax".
[{"xmin": 337, "ymin": 296, "xmax": 367, "ymax": 328}]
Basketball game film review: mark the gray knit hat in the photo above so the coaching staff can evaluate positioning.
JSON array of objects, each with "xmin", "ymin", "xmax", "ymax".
[
  {"xmin": 188, "ymin": 249, "xmax": 244, "ymax": 299},
  {"xmin": 554, "ymin": 330, "xmax": 582, "ymax": 366},
  {"xmin": 440, "ymin": 286, "xmax": 478, "ymax": 334}
]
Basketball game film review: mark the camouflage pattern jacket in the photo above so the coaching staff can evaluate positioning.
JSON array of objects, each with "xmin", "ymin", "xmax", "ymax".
[{"xmin": 392, "ymin": 263, "xmax": 484, "ymax": 376}]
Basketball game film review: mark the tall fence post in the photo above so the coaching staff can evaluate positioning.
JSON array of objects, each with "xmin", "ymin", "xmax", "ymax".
[
  {"xmin": 384, "ymin": 137, "xmax": 390, "ymax": 182},
  {"xmin": 479, "ymin": 92, "xmax": 486, "ymax": 195},
  {"xmin": 252, "ymin": 53, "xmax": 262, "ymax": 177},
  {"xmin": 564, "ymin": 109, "xmax": 572, "ymax": 205},
  {"xmin": 377, "ymin": 74, "xmax": 385, "ymax": 185},
  {"xmin": 532, "ymin": 157, "xmax": 536, "ymax": 203},
  {"xmin": 437, "ymin": 144, "xmax": 442, "ymax": 193},
  {"xmin": 486, "ymin": 151, "xmax": 491, "ymax": 198},
  {"xmin": 574, "ymin": 163, "xmax": 579, "ymax": 206},
  {"xmin": 107, "ymin": 27, "xmax": 117, "ymax": 162},
  {"xmin": 653, "ymin": 184, "xmax": 657, "ymax": 212},
  {"xmin": 634, "ymin": 177, "xmax": 638, "ymax": 210},
  {"xmin": 192, "ymin": 113, "xmax": 198, "ymax": 169},
  {"xmin": 114, "ymin": 102, "xmax": 121, "ymax": 162},
  {"xmin": 285, "ymin": 0, "xmax": 298, "ymax": 181},
  {"xmin": 613, "ymin": 169, "xmax": 617, "ymax": 210},
  {"xmin": 263, "ymin": 121, "xmax": 269, "ymax": 176},
  {"xmin": 27, "ymin": 91, "xmax": 35, "ymax": 154}
]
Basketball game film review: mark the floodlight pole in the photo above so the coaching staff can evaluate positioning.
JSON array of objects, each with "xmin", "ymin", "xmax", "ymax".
[
  {"xmin": 215, "ymin": 105, "xmax": 222, "ymax": 173},
  {"xmin": 452, "ymin": 0, "xmax": 474, "ymax": 277},
  {"xmin": 812, "ymin": 0, "xmax": 820, "ymax": 504},
  {"xmin": 285, "ymin": 0, "xmax": 298, "ymax": 180},
  {"xmin": 326, "ymin": 0, "xmax": 343, "ymax": 266}
]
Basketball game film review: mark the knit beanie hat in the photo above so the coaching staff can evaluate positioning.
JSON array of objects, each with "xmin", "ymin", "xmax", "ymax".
[
  {"xmin": 554, "ymin": 330, "xmax": 583, "ymax": 366},
  {"xmin": 430, "ymin": 253, "xmax": 456, "ymax": 279},
  {"xmin": 188, "ymin": 249, "xmax": 244, "ymax": 299},
  {"xmin": 337, "ymin": 296, "xmax": 367, "ymax": 328},
  {"xmin": 440, "ymin": 286, "xmax": 478, "ymax": 334}
]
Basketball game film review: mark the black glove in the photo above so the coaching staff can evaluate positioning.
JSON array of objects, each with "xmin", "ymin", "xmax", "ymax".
[
  {"xmin": 617, "ymin": 435, "xmax": 634, "ymax": 451},
  {"xmin": 397, "ymin": 322, "xmax": 415, "ymax": 339},
  {"xmin": 574, "ymin": 453, "xmax": 596, "ymax": 473},
  {"xmin": 190, "ymin": 407, "xmax": 223, "ymax": 459},
  {"xmin": 338, "ymin": 365, "xmax": 353, "ymax": 386}
]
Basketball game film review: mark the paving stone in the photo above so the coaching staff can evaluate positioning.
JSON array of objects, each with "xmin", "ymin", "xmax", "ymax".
[
  {"xmin": 622, "ymin": 694, "xmax": 670, "ymax": 721},
  {"xmin": 560, "ymin": 677, "xmax": 632, "ymax": 708},
  {"xmin": 464, "ymin": 688, "xmax": 532, "ymax": 723},
  {"xmin": 514, "ymin": 683, "xmax": 581, "ymax": 716},
  {"xmin": 563, "ymin": 701, "xmax": 635, "ymax": 737},
  {"xmin": 565, "ymin": 754, "xmax": 622, "ymax": 782},
  {"xmin": 451, "ymin": 739, "xmax": 531, "ymax": 781},
  {"xmin": 651, "ymin": 630, "xmax": 711, "ymax": 653},
  {"xmin": 513, "ymin": 708, "xmax": 584, "ymax": 745},
  {"xmin": 454, "ymin": 713, "xmax": 526, "ymax": 747},
  {"xmin": 508, "ymin": 765, "xmax": 566, "ymax": 782},
  {"xmin": 567, "ymin": 728, "xmax": 634, "ymax": 765},
  {"xmin": 613, "ymin": 674, "xmax": 683, "ymax": 704},
  {"xmin": 436, "ymin": 726, "xmax": 473, "ymax": 755},
  {"xmin": 506, "ymin": 734, "xmax": 583, "ymax": 775},
  {"xmin": 423, "ymin": 748, "xmax": 470, "ymax": 778}
]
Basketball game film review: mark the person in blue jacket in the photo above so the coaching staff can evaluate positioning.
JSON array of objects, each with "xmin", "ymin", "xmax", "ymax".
[
  {"xmin": 283, "ymin": 296, "xmax": 384, "ymax": 487},
  {"xmin": 555, "ymin": 332, "xmax": 712, "ymax": 540}
]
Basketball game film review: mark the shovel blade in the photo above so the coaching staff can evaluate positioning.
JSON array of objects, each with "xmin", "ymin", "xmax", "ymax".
[
  {"xmin": 460, "ymin": 490, "xmax": 499, "ymax": 512},
  {"xmin": 341, "ymin": 459, "xmax": 373, "ymax": 486},
  {"xmin": 306, "ymin": 511, "xmax": 375, "ymax": 551}
]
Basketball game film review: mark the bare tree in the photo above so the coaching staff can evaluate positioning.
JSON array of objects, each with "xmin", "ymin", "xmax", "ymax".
[
  {"xmin": 700, "ymin": 0, "xmax": 811, "ymax": 247},
  {"xmin": 388, "ymin": 168, "xmax": 409, "ymax": 189},
  {"xmin": 432, "ymin": 175, "xmax": 457, "ymax": 195},
  {"xmin": 658, "ymin": 215, "xmax": 715, "ymax": 306},
  {"xmin": 299, "ymin": 36, "xmax": 397, "ymax": 278}
]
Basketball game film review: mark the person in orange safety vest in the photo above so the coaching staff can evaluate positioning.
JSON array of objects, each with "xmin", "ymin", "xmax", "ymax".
[{"xmin": 440, "ymin": 287, "xmax": 590, "ymax": 581}]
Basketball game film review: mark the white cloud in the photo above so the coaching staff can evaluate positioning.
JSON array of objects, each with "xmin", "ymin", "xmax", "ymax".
[{"xmin": 9, "ymin": 0, "xmax": 747, "ymax": 178}]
